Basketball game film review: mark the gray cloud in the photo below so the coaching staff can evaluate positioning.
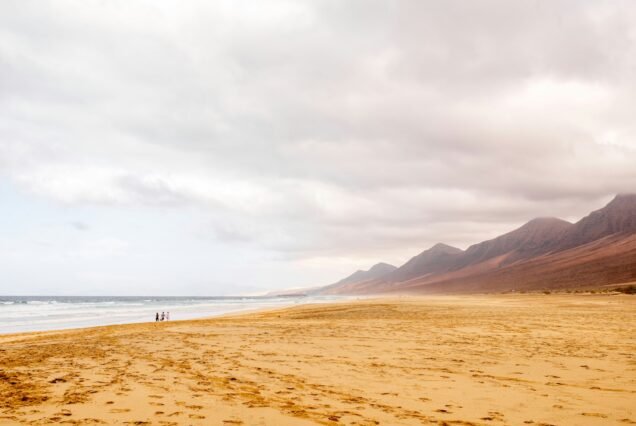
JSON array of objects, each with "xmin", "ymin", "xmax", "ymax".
[{"xmin": 1, "ymin": 0, "xmax": 635, "ymax": 276}]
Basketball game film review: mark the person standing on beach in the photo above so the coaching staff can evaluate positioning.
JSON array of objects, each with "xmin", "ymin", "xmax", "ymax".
[
  {"xmin": 161, "ymin": 312, "xmax": 165, "ymax": 321},
  {"xmin": 155, "ymin": 312, "xmax": 159, "ymax": 322}
]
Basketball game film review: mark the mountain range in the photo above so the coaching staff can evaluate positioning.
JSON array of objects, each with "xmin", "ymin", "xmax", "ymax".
[{"xmin": 316, "ymin": 194, "xmax": 636, "ymax": 295}]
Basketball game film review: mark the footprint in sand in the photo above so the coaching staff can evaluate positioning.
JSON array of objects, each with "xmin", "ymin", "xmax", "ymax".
[
  {"xmin": 582, "ymin": 412, "xmax": 608, "ymax": 418},
  {"xmin": 482, "ymin": 411, "xmax": 505, "ymax": 421},
  {"xmin": 186, "ymin": 404, "xmax": 203, "ymax": 410},
  {"xmin": 189, "ymin": 414, "xmax": 206, "ymax": 419}
]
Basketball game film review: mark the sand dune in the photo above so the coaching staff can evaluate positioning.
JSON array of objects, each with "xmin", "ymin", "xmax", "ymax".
[{"xmin": 1, "ymin": 295, "xmax": 635, "ymax": 425}]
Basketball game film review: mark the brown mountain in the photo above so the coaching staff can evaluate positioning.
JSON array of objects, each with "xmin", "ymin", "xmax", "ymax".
[
  {"xmin": 318, "ymin": 262, "xmax": 396, "ymax": 295},
  {"xmin": 555, "ymin": 194, "xmax": 636, "ymax": 251},
  {"xmin": 399, "ymin": 233, "xmax": 636, "ymax": 294},
  {"xmin": 321, "ymin": 218, "xmax": 575, "ymax": 295},
  {"xmin": 387, "ymin": 243, "xmax": 463, "ymax": 283},
  {"xmin": 318, "ymin": 194, "xmax": 636, "ymax": 295},
  {"xmin": 458, "ymin": 217, "xmax": 573, "ymax": 268}
]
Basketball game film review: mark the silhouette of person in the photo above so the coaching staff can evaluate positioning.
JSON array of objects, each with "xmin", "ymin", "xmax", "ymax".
[
  {"xmin": 155, "ymin": 312, "xmax": 159, "ymax": 322},
  {"xmin": 161, "ymin": 312, "xmax": 165, "ymax": 321}
]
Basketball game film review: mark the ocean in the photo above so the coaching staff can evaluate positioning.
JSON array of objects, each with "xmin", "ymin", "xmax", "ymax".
[{"xmin": 0, "ymin": 295, "xmax": 345, "ymax": 334}]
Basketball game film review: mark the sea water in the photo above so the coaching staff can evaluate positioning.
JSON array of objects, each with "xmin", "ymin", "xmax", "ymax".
[{"xmin": 0, "ymin": 295, "xmax": 345, "ymax": 334}]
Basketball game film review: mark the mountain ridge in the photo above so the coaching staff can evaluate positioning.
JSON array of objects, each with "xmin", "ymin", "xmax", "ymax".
[
  {"xmin": 317, "ymin": 262, "xmax": 397, "ymax": 295},
  {"xmin": 318, "ymin": 194, "xmax": 636, "ymax": 295}
]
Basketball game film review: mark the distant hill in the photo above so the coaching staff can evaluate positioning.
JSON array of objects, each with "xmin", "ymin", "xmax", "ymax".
[
  {"xmin": 317, "ymin": 194, "xmax": 636, "ymax": 295},
  {"xmin": 264, "ymin": 286, "xmax": 324, "ymax": 297},
  {"xmin": 385, "ymin": 243, "xmax": 463, "ymax": 283},
  {"xmin": 318, "ymin": 262, "xmax": 396, "ymax": 295}
]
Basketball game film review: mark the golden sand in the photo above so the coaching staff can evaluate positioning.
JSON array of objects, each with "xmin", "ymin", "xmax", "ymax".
[{"xmin": 1, "ymin": 295, "xmax": 635, "ymax": 425}]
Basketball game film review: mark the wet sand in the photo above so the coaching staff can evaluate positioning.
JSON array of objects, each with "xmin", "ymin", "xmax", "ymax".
[{"xmin": 1, "ymin": 294, "xmax": 635, "ymax": 425}]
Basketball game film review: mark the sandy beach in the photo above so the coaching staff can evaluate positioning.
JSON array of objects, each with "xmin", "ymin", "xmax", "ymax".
[{"xmin": 1, "ymin": 295, "xmax": 634, "ymax": 425}]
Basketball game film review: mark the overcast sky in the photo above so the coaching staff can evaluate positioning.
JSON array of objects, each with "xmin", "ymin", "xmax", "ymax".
[{"xmin": 1, "ymin": 1, "xmax": 635, "ymax": 295}]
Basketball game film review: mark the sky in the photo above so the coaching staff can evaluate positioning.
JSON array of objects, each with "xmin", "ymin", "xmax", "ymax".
[{"xmin": 1, "ymin": 0, "xmax": 636, "ymax": 295}]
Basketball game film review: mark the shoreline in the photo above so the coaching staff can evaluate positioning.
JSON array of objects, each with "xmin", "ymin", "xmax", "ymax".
[
  {"xmin": 0, "ymin": 294, "xmax": 375, "ymax": 338},
  {"xmin": 0, "ymin": 304, "xmax": 270, "ymax": 339},
  {"xmin": 0, "ymin": 295, "xmax": 356, "ymax": 336},
  {"xmin": 0, "ymin": 291, "xmax": 629, "ymax": 338}
]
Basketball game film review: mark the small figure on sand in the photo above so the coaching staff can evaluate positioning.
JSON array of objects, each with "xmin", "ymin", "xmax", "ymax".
[
  {"xmin": 161, "ymin": 312, "xmax": 165, "ymax": 321},
  {"xmin": 155, "ymin": 312, "xmax": 159, "ymax": 322}
]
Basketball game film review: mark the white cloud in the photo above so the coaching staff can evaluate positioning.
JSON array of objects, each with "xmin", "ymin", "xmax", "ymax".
[{"xmin": 1, "ymin": 0, "xmax": 635, "ymax": 292}]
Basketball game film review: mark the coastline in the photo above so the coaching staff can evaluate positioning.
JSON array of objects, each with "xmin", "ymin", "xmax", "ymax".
[
  {"xmin": 2, "ymin": 294, "xmax": 635, "ymax": 425},
  {"xmin": 0, "ymin": 295, "xmax": 353, "ymax": 335},
  {"xmin": 0, "ymin": 298, "xmax": 354, "ymax": 339}
]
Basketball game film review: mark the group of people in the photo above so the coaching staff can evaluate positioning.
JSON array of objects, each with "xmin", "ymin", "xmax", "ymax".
[{"xmin": 155, "ymin": 311, "xmax": 169, "ymax": 322}]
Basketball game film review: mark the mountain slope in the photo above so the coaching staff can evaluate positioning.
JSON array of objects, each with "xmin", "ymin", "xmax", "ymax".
[
  {"xmin": 458, "ymin": 217, "xmax": 573, "ymax": 269},
  {"xmin": 387, "ymin": 243, "xmax": 463, "ymax": 283},
  {"xmin": 556, "ymin": 194, "xmax": 636, "ymax": 251},
  {"xmin": 319, "ymin": 262, "xmax": 396, "ymax": 294},
  {"xmin": 337, "ymin": 262, "xmax": 397, "ymax": 286}
]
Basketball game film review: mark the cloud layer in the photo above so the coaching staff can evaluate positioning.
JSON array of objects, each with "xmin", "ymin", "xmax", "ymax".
[{"xmin": 1, "ymin": 1, "xmax": 636, "ymax": 292}]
